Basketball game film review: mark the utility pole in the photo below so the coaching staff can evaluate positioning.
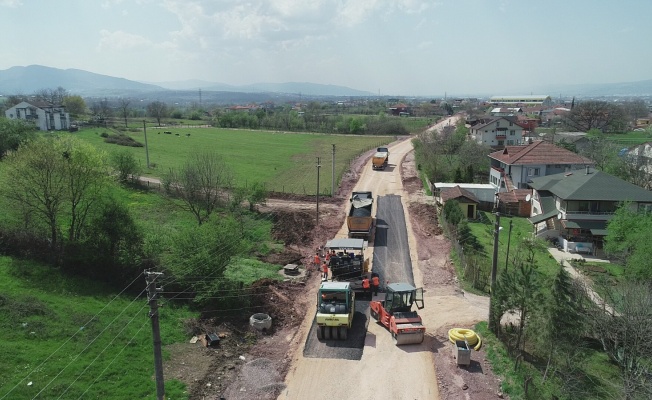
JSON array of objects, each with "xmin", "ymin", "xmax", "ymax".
[
  {"xmin": 145, "ymin": 271, "xmax": 165, "ymax": 400},
  {"xmin": 316, "ymin": 157, "xmax": 321, "ymax": 225},
  {"xmin": 331, "ymin": 144, "xmax": 336, "ymax": 196},
  {"xmin": 489, "ymin": 212, "xmax": 501, "ymax": 333},
  {"xmin": 504, "ymin": 219, "xmax": 513, "ymax": 273},
  {"xmin": 143, "ymin": 120, "xmax": 150, "ymax": 169}
]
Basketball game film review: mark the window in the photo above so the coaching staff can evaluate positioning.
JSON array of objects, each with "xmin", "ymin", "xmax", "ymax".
[
  {"xmin": 509, "ymin": 122, "xmax": 513, "ymax": 126},
  {"xmin": 498, "ymin": 140, "xmax": 504, "ymax": 146},
  {"xmin": 510, "ymin": 130, "xmax": 515, "ymax": 135},
  {"xmin": 496, "ymin": 121, "xmax": 500, "ymax": 127},
  {"xmin": 528, "ymin": 168, "xmax": 540, "ymax": 176}
]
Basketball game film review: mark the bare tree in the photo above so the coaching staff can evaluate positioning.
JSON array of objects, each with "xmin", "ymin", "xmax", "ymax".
[
  {"xmin": 33, "ymin": 86, "xmax": 68, "ymax": 104},
  {"xmin": 588, "ymin": 282, "xmax": 652, "ymax": 400},
  {"xmin": 118, "ymin": 98, "xmax": 131, "ymax": 128},
  {"xmin": 563, "ymin": 100, "xmax": 627, "ymax": 133},
  {"xmin": 146, "ymin": 101, "xmax": 168, "ymax": 126},
  {"xmin": 162, "ymin": 152, "xmax": 233, "ymax": 225},
  {"xmin": 90, "ymin": 98, "xmax": 112, "ymax": 123}
]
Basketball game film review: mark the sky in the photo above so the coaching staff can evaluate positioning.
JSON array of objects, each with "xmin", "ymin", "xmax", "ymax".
[{"xmin": 1, "ymin": 0, "xmax": 651, "ymax": 97}]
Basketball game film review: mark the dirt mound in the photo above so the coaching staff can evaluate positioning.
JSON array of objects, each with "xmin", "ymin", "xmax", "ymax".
[
  {"xmin": 268, "ymin": 209, "xmax": 315, "ymax": 246},
  {"xmin": 409, "ymin": 202, "xmax": 443, "ymax": 236}
]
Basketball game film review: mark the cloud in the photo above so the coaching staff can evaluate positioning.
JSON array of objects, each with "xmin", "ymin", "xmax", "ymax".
[
  {"xmin": 0, "ymin": 0, "xmax": 22, "ymax": 7},
  {"xmin": 97, "ymin": 30, "xmax": 153, "ymax": 51}
]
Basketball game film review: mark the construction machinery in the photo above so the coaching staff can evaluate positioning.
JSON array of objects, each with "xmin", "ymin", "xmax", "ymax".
[
  {"xmin": 370, "ymin": 283, "xmax": 425, "ymax": 345},
  {"xmin": 316, "ymin": 282, "xmax": 355, "ymax": 340},
  {"xmin": 325, "ymin": 238, "xmax": 369, "ymax": 281},
  {"xmin": 347, "ymin": 191, "xmax": 374, "ymax": 239},
  {"xmin": 372, "ymin": 147, "xmax": 390, "ymax": 170}
]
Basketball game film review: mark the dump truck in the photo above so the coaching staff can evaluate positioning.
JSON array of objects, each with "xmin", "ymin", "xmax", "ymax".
[
  {"xmin": 372, "ymin": 147, "xmax": 389, "ymax": 170},
  {"xmin": 316, "ymin": 282, "xmax": 355, "ymax": 340},
  {"xmin": 347, "ymin": 191, "xmax": 374, "ymax": 238},
  {"xmin": 325, "ymin": 238, "xmax": 369, "ymax": 281},
  {"xmin": 370, "ymin": 282, "xmax": 425, "ymax": 345}
]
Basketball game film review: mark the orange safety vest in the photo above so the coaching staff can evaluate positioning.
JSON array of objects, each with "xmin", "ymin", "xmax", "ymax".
[
  {"xmin": 372, "ymin": 276, "xmax": 380, "ymax": 286},
  {"xmin": 325, "ymin": 252, "xmax": 331, "ymax": 262},
  {"xmin": 322, "ymin": 263, "xmax": 329, "ymax": 273},
  {"xmin": 314, "ymin": 255, "xmax": 321, "ymax": 264},
  {"xmin": 362, "ymin": 279, "xmax": 370, "ymax": 289}
]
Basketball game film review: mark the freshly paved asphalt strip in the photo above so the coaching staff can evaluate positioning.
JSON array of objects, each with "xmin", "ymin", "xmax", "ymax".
[
  {"xmin": 372, "ymin": 194, "xmax": 415, "ymax": 287},
  {"xmin": 302, "ymin": 301, "xmax": 370, "ymax": 360}
]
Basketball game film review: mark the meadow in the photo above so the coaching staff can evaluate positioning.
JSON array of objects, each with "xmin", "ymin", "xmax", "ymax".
[
  {"xmin": 75, "ymin": 127, "xmax": 394, "ymax": 195},
  {"xmin": 0, "ymin": 256, "xmax": 195, "ymax": 399}
]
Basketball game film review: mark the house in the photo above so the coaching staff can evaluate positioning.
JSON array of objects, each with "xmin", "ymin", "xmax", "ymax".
[
  {"xmin": 388, "ymin": 103, "xmax": 411, "ymax": 116},
  {"xmin": 488, "ymin": 141, "xmax": 594, "ymax": 192},
  {"xmin": 432, "ymin": 182, "xmax": 496, "ymax": 211},
  {"xmin": 439, "ymin": 185, "xmax": 480, "ymax": 219},
  {"xmin": 469, "ymin": 117, "xmax": 525, "ymax": 147},
  {"xmin": 490, "ymin": 95, "xmax": 553, "ymax": 107},
  {"xmin": 527, "ymin": 168, "xmax": 652, "ymax": 255},
  {"xmin": 489, "ymin": 107, "xmax": 523, "ymax": 117},
  {"xmin": 5, "ymin": 101, "xmax": 70, "ymax": 131}
]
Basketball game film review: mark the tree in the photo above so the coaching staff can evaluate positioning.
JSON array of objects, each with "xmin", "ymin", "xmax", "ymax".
[
  {"xmin": 443, "ymin": 200, "xmax": 464, "ymax": 226},
  {"xmin": 2, "ymin": 136, "xmax": 109, "ymax": 251},
  {"xmin": 34, "ymin": 86, "xmax": 68, "ymax": 104},
  {"xmin": 579, "ymin": 133, "xmax": 620, "ymax": 171},
  {"xmin": 90, "ymin": 98, "xmax": 112, "ymax": 122},
  {"xmin": 111, "ymin": 150, "xmax": 141, "ymax": 184},
  {"xmin": 604, "ymin": 203, "xmax": 652, "ymax": 279},
  {"xmin": 147, "ymin": 101, "xmax": 168, "ymax": 126},
  {"xmin": 563, "ymin": 100, "xmax": 627, "ymax": 133},
  {"xmin": 589, "ymin": 282, "xmax": 652, "ymax": 399},
  {"xmin": 163, "ymin": 151, "xmax": 233, "ymax": 225},
  {"xmin": 62, "ymin": 95, "xmax": 86, "ymax": 117},
  {"xmin": 0, "ymin": 118, "xmax": 36, "ymax": 159},
  {"xmin": 118, "ymin": 98, "xmax": 131, "ymax": 128}
]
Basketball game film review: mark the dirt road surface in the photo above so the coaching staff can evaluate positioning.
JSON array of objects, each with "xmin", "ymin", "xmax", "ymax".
[{"xmin": 280, "ymin": 114, "xmax": 499, "ymax": 400}]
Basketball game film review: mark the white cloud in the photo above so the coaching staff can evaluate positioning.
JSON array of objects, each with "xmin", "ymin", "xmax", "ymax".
[
  {"xmin": 0, "ymin": 0, "xmax": 22, "ymax": 7},
  {"xmin": 97, "ymin": 30, "xmax": 153, "ymax": 51}
]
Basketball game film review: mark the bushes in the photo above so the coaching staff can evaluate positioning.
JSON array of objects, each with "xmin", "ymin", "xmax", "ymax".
[{"xmin": 103, "ymin": 133, "xmax": 144, "ymax": 147}]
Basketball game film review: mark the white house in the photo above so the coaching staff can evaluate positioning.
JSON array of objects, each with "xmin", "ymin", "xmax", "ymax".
[
  {"xmin": 5, "ymin": 101, "xmax": 70, "ymax": 131},
  {"xmin": 490, "ymin": 95, "xmax": 553, "ymax": 107},
  {"xmin": 469, "ymin": 117, "xmax": 525, "ymax": 147},
  {"xmin": 488, "ymin": 141, "xmax": 594, "ymax": 191}
]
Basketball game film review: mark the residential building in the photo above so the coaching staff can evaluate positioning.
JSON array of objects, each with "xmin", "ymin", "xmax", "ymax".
[
  {"xmin": 490, "ymin": 95, "xmax": 553, "ymax": 107},
  {"xmin": 4, "ymin": 101, "xmax": 70, "ymax": 131},
  {"xmin": 469, "ymin": 117, "xmax": 525, "ymax": 147},
  {"xmin": 432, "ymin": 182, "xmax": 496, "ymax": 211},
  {"xmin": 488, "ymin": 141, "xmax": 594, "ymax": 191},
  {"xmin": 439, "ymin": 185, "xmax": 480, "ymax": 219},
  {"xmin": 528, "ymin": 168, "xmax": 652, "ymax": 254}
]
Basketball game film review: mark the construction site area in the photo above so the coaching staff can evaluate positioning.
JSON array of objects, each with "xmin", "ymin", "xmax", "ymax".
[{"xmin": 164, "ymin": 118, "xmax": 505, "ymax": 400}]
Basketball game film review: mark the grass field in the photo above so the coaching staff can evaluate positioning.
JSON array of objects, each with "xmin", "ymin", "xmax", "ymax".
[
  {"xmin": 0, "ymin": 256, "xmax": 195, "ymax": 399},
  {"xmin": 74, "ymin": 127, "xmax": 394, "ymax": 195}
]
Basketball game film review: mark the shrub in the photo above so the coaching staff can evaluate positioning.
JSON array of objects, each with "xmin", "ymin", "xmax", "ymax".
[{"xmin": 103, "ymin": 133, "xmax": 144, "ymax": 147}]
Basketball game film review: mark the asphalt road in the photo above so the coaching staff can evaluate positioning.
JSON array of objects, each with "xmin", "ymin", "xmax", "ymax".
[{"xmin": 372, "ymin": 194, "xmax": 415, "ymax": 287}]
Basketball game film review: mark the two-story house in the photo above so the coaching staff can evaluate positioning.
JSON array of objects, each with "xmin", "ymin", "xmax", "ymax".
[
  {"xmin": 5, "ymin": 101, "xmax": 70, "ymax": 131},
  {"xmin": 469, "ymin": 117, "xmax": 525, "ymax": 147},
  {"xmin": 528, "ymin": 168, "xmax": 652, "ymax": 255},
  {"xmin": 488, "ymin": 141, "xmax": 594, "ymax": 192}
]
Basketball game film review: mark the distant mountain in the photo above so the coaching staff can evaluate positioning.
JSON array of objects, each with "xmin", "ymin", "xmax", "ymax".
[
  {"xmin": 539, "ymin": 79, "xmax": 652, "ymax": 97},
  {"xmin": 0, "ymin": 65, "xmax": 164, "ymax": 95},
  {"xmin": 151, "ymin": 79, "xmax": 373, "ymax": 96}
]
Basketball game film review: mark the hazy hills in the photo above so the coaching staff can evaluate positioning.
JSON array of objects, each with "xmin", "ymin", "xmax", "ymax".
[
  {"xmin": 0, "ymin": 65, "xmax": 373, "ymax": 99},
  {"xmin": 1, "ymin": 65, "xmax": 651, "ymax": 100}
]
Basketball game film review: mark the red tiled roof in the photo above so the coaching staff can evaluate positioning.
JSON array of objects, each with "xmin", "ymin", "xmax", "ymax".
[
  {"xmin": 489, "ymin": 141, "xmax": 594, "ymax": 165},
  {"xmin": 441, "ymin": 185, "xmax": 480, "ymax": 204}
]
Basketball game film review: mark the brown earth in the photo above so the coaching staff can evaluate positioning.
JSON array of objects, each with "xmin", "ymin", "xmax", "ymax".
[{"xmin": 164, "ymin": 126, "xmax": 505, "ymax": 400}]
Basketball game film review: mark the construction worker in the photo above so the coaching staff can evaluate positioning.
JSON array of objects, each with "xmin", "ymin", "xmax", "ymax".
[
  {"xmin": 313, "ymin": 252, "xmax": 321, "ymax": 271},
  {"xmin": 371, "ymin": 274, "xmax": 380, "ymax": 296},
  {"xmin": 362, "ymin": 277, "xmax": 371, "ymax": 297},
  {"xmin": 322, "ymin": 261, "xmax": 329, "ymax": 281},
  {"xmin": 325, "ymin": 250, "xmax": 331, "ymax": 264}
]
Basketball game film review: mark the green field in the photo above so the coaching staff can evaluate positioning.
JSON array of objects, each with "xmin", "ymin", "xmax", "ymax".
[
  {"xmin": 0, "ymin": 256, "xmax": 195, "ymax": 399},
  {"xmin": 75, "ymin": 127, "xmax": 394, "ymax": 195}
]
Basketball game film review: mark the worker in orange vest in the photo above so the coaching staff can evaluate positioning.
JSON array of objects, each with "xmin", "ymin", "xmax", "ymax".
[
  {"xmin": 362, "ymin": 277, "xmax": 371, "ymax": 297},
  {"xmin": 371, "ymin": 275, "xmax": 380, "ymax": 296},
  {"xmin": 322, "ymin": 262, "xmax": 329, "ymax": 281},
  {"xmin": 325, "ymin": 250, "xmax": 331, "ymax": 263},
  {"xmin": 313, "ymin": 252, "xmax": 321, "ymax": 271}
]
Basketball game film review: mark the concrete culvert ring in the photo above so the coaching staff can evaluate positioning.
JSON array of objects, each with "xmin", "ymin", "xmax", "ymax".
[{"xmin": 250, "ymin": 313, "xmax": 272, "ymax": 332}]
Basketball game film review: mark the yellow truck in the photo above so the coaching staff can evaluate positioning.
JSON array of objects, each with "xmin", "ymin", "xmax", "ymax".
[
  {"xmin": 372, "ymin": 147, "xmax": 389, "ymax": 170},
  {"xmin": 347, "ymin": 191, "xmax": 374, "ymax": 238}
]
